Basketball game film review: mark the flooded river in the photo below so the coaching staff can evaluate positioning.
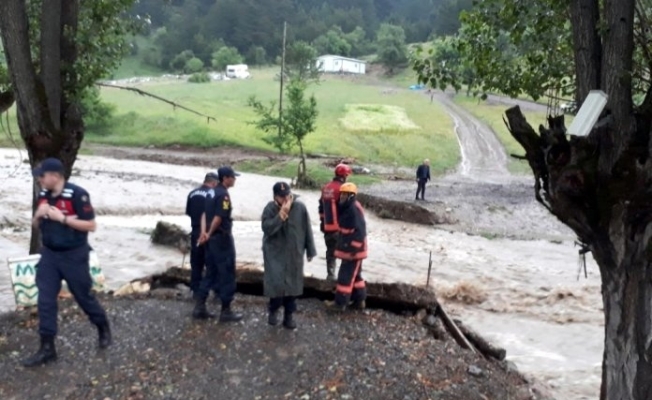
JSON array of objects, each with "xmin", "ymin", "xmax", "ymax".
[{"xmin": 0, "ymin": 148, "xmax": 602, "ymax": 399}]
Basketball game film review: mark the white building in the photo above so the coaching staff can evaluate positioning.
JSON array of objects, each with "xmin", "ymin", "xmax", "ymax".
[{"xmin": 316, "ymin": 55, "xmax": 366, "ymax": 74}]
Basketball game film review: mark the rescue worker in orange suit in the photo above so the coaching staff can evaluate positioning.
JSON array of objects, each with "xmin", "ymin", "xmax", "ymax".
[
  {"xmin": 318, "ymin": 163, "xmax": 352, "ymax": 281},
  {"xmin": 331, "ymin": 182, "xmax": 367, "ymax": 310}
]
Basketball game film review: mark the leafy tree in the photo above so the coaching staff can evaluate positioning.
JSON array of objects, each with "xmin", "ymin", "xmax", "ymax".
[
  {"xmin": 285, "ymin": 41, "xmax": 320, "ymax": 83},
  {"xmin": 80, "ymin": 88, "xmax": 117, "ymax": 135},
  {"xmin": 413, "ymin": 0, "xmax": 573, "ymax": 101},
  {"xmin": 188, "ymin": 72, "xmax": 211, "ymax": 83},
  {"xmin": 417, "ymin": 36, "xmax": 476, "ymax": 95},
  {"xmin": 211, "ymin": 46, "xmax": 243, "ymax": 70},
  {"xmin": 414, "ymin": 0, "xmax": 652, "ymax": 398},
  {"xmin": 184, "ymin": 57, "xmax": 204, "ymax": 73},
  {"xmin": 376, "ymin": 23, "xmax": 408, "ymax": 73},
  {"xmin": 245, "ymin": 45, "xmax": 267, "ymax": 66},
  {"xmin": 0, "ymin": 0, "xmax": 142, "ymax": 253},
  {"xmin": 343, "ymin": 26, "xmax": 370, "ymax": 57},
  {"xmin": 313, "ymin": 27, "xmax": 352, "ymax": 56},
  {"xmin": 170, "ymin": 50, "xmax": 195, "ymax": 72},
  {"xmin": 248, "ymin": 80, "xmax": 318, "ymax": 187}
]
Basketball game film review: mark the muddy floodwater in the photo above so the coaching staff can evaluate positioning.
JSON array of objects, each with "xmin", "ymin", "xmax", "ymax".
[{"xmin": 0, "ymin": 148, "xmax": 603, "ymax": 399}]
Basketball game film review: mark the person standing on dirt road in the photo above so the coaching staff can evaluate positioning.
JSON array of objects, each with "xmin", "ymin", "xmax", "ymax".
[
  {"xmin": 326, "ymin": 182, "xmax": 368, "ymax": 311},
  {"xmin": 185, "ymin": 172, "xmax": 219, "ymax": 295},
  {"xmin": 415, "ymin": 159, "xmax": 431, "ymax": 201},
  {"xmin": 194, "ymin": 166, "xmax": 243, "ymax": 323},
  {"xmin": 319, "ymin": 163, "xmax": 352, "ymax": 281},
  {"xmin": 22, "ymin": 158, "xmax": 111, "ymax": 368},
  {"xmin": 261, "ymin": 182, "xmax": 317, "ymax": 329}
]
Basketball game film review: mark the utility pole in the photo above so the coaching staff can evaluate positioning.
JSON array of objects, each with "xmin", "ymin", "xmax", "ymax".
[{"xmin": 278, "ymin": 21, "xmax": 287, "ymax": 139}]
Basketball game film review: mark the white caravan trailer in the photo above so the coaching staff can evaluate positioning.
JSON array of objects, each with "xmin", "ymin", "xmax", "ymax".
[{"xmin": 225, "ymin": 64, "xmax": 250, "ymax": 79}]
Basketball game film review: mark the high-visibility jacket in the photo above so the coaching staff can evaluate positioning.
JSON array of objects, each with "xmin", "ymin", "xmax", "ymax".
[
  {"xmin": 334, "ymin": 197, "xmax": 367, "ymax": 260},
  {"xmin": 318, "ymin": 177, "xmax": 345, "ymax": 233}
]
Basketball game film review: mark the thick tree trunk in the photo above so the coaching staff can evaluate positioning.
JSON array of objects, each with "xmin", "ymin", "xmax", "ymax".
[
  {"xmin": 504, "ymin": 104, "xmax": 652, "ymax": 400},
  {"xmin": 0, "ymin": 0, "xmax": 83, "ymax": 254},
  {"xmin": 593, "ymin": 240, "xmax": 652, "ymax": 400}
]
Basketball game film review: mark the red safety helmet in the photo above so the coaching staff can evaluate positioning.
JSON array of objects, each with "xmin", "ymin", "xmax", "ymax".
[{"xmin": 334, "ymin": 163, "xmax": 352, "ymax": 177}]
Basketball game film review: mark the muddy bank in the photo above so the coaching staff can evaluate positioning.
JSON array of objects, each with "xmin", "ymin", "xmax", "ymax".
[
  {"xmin": 0, "ymin": 293, "xmax": 541, "ymax": 400},
  {"xmin": 356, "ymin": 193, "xmax": 454, "ymax": 225},
  {"xmin": 364, "ymin": 178, "xmax": 574, "ymax": 242}
]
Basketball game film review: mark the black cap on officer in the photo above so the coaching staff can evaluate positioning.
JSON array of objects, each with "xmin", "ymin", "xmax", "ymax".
[
  {"xmin": 32, "ymin": 158, "xmax": 65, "ymax": 177},
  {"xmin": 273, "ymin": 181, "xmax": 291, "ymax": 197},
  {"xmin": 204, "ymin": 172, "xmax": 219, "ymax": 182},
  {"xmin": 217, "ymin": 166, "xmax": 240, "ymax": 181}
]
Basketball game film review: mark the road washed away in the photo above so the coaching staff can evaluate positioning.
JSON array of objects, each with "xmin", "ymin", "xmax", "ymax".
[{"xmin": 0, "ymin": 148, "xmax": 601, "ymax": 399}]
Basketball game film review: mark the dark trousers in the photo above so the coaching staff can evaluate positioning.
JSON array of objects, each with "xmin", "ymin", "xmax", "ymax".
[
  {"xmin": 416, "ymin": 179, "xmax": 427, "ymax": 199},
  {"xmin": 334, "ymin": 259, "xmax": 366, "ymax": 306},
  {"xmin": 324, "ymin": 232, "xmax": 339, "ymax": 276},
  {"xmin": 269, "ymin": 296, "xmax": 297, "ymax": 314},
  {"xmin": 196, "ymin": 233, "xmax": 236, "ymax": 308},
  {"xmin": 189, "ymin": 231, "xmax": 205, "ymax": 293},
  {"xmin": 36, "ymin": 245, "xmax": 108, "ymax": 337}
]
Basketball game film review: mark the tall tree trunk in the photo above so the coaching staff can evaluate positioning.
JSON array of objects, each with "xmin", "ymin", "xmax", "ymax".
[
  {"xmin": 0, "ymin": 0, "xmax": 83, "ymax": 254},
  {"xmin": 593, "ymin": 234, "xmax": 652, "ymax": 400}
]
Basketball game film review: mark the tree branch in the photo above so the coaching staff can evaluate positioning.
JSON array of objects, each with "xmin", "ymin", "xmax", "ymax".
[
  {"xmin": 569, "ymin": 0, "xmax": 602, "ymax": 102},
  {"xmin": 95, "ymin": 83, "xmax": 217, "ymax": 123},
  {"xmin": 40, "ymin": 0, "xmax": 62, "ymax": 130}
]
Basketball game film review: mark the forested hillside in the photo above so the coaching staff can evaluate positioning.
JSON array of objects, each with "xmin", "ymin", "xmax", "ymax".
[{"xmin": 126, "ymin": 0, "xmax": 471, "ymax": 73}]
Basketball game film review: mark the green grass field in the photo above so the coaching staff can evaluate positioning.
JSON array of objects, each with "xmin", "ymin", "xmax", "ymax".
[{"xmin": 91, "ymin": 67, "xmax": 460, "ymax": 175}]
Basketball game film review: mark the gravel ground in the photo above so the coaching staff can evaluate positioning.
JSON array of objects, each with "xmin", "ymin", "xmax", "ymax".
[
  {"xmin": 0, "ymin": 294, "xmax": 532, "ymax": 400},
  {"xmin": 364, "ymin": 178, "xmax": 574, "ymax": 242}
]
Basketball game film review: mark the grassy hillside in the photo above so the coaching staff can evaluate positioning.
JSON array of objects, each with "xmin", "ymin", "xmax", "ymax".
[{"xmin": 92, "ymin": 67, "xmax": 460, "ymax": 174}]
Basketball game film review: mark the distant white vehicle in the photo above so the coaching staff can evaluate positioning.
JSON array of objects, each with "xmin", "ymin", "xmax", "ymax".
[
  {"xmin": 225, "ymin": 64, "xmax": 250, "ymax": 79},
  {"xmin": 561, "ymin": 100, "xmax": 578, "ymax": 115}
]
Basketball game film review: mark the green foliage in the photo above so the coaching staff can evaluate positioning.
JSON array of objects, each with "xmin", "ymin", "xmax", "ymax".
[
  {"xmin": 80, "ymin": 87, "xmax": 117, "ymax": 135},
  {"xmin": 211, "ymin": 46, "xmax": 243, "ymax": 70},
  {"xmin": 245, "ymin": 45, "xmax": 267, "ymax": 66},
  {"xmin": 313, "ymin": 27, "xmax": 353, "ymax": 57},
  {"xmin": 73, "ymin": 0, "xmax": 145, "ymax": 96},
  {"xmin": 376, "ymin": 24, "xmax": 408, "ymax": 73},
  {"xmin": 248, "ymin": 80, "xmax": 318, "ymax": 155},
  {"xmin": 185, "ymin": 57, "xmax": 204, "ymax": 73},
  {"xmin": 170, "ymin": 50, "xmax": 195, "ymax": 72},
  {"xmin": 285, "ymin": 41, "xmax": 320, "ymax": 83},
  {"xmin": 412, "ymin": 36, "xmax": 476, "ymax": 94},
  {"xmin": 123, "ymin": 0, "xmax": 444, "ymax": 74},
  {"xmin": 188, "ymin": 72, "xmax": 211, "ymax": 83},
  {"xmin": 413, "ymin": 0, "xmax": 574, "ymax": 101}
]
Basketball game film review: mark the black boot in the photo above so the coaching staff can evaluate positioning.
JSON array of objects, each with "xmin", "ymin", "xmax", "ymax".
[
  {"xmin": 282, "ymin": 312, "xmax": 297, "ymax": 330},
  {"xmin": 192, "ymin": 298, "xmax": 215, "ymax": 320},
  {"xmin": 97, "ymin": 322, "xmax": 112, "ymax": 349},
  {"xmin": 22, "ymin": 336, "xmax": 57, "ymax": 367},
  {"xmin": 268, "ymin": 310, "xmax": 279, "ymax": 326},
  {"xmin": 220, "ymin": 306, "xmax": 243, "ymax": 323}
]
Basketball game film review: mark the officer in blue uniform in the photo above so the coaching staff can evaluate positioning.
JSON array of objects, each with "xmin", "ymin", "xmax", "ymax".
[
  {"xmin": 193, "ymin": 166, "xmax": 243, "ymax": 322},
  {"xmin": 22, "ymin": 158, "xmax": 111, "ymax": 367},
  {"xmin": 185, "ymin": 172, "xmax": 219, "ymax": 294}
]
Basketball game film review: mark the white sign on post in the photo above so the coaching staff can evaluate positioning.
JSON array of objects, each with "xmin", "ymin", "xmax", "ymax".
[
  {"xmin": 567, "ymin": 90, "xmax": 609, "ymax": 137},
  {"xmin": 6, "ymin": 251, "xmax": 106, "ymax": 308}
]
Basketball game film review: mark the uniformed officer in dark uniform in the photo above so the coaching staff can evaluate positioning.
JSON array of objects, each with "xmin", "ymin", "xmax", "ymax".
[
  {"xmin": 185, "ymin": 172, "xmax": 219, "ymax": 294},
  {"xmin": 193, "ymin": 166, "xmax": 243, "ymax": 323},
  {"xmin": 22, "ymin": 158, "xmax": 111, "ymax": 367}
]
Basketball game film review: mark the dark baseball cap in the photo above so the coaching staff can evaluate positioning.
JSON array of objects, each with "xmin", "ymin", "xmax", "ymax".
[
  {"xmin": 273, "ymin": 181, "xmax": 291, "ymax": 196},
  {"xmin": 32, "ymin": 158, "xmax": 64, "ymax": 177},
  {"xmin": 217, "ymin": 166, "xmax": 240, "ymax": 179},
  {"xmin": 204, "ymin": 172, "xmax": 219, "ymax": 181}
]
